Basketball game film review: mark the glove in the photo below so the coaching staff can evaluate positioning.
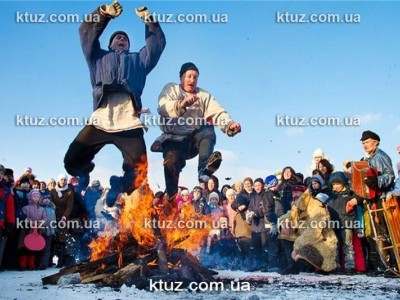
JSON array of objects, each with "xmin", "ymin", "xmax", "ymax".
[
  {"xmin": 100, "ymin": 0, "xmax": 123, "ymax": 19},
  {"xmin": 245, "ymin": 210, "xmax": 255, "ymax": 223},
  {"xmin": 269, "ymin": 225, "xmax": 278, "ymax": 237},
  {"xmin": 364, "ymin": 176, "xmax": 378, "ymax": 189},
  {"xmin": 135, "ymin": 6, "xmax": 154, "ymax": 23}
]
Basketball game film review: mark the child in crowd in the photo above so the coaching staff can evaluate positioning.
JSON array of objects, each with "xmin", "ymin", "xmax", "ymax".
[
  {"xmin": 327, "ymin": 172, "xmax": 359, "ymax": 274},
  {"xmin": 19, "ymin": 189, "xmax": 46, "ymax": 270}
]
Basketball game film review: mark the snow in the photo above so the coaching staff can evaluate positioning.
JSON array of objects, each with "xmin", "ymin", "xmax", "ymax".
[{"xmin": 1, "ymin": 268, "xmax": 400, "ymax": 300}]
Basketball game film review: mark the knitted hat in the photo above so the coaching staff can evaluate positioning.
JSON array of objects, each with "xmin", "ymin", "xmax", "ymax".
[
  {"xmin": 179, "ymin": 62, "xmax": 199, "ymax": 77},
  {"xmin": 311, "ymin": 174, "xmax": 325, "ymax": 186},
  {"xmin": 254, "ymin": 177, "xmax": 265, "ymax": 186},
  {"xmin": 209, "ymin": 192, "xmax": 219, "ymax": 201},
  {"xmin": 360, "ymin": 130, "xmax": 380, "ymax": 141},
  {"xmin": 29, "ymin": 189, "xmax": 42, "ymax": 201},
  {"xmin": 315, "ymin": 193, "xmax": 329, "ymax": 204},
  {"xmin": 0, "ymin": 164, "xmax": 5, "ymax": 173},
  {"xmin": 329, "ymin": 171, "xmax": 348, "ymax": 186},
  {"xmin": 57, "ymin": 173, "xmax": 68, "ymax": 182},
  {"xmin": 91, "ymin": 179, "xmax": 101, "ymax": 187},
  {"xmin": 264, "ymin": 175, "xmax": 278, "ymax": 188},
  {"xmin": 109, "ymin": 31, "xmax": 130, "ymax": 48},
  {"xmin": 313, "ymin": 148, "xmax": 324, "ymax": 158},
  {"xmin": 24, "ymin": 167, "xmax": 32, "ymax": 173},
  {"xmin": 193, "ymin": 186, "xmax": 202, "ymax": 192},
  {"xmin": 181, "ymin": 189, "xmax": 189, "ymax": 196}
]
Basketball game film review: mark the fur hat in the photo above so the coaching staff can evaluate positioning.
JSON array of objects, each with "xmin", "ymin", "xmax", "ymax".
[
  {"xmin": 360, "ymin": 130, "xmax": 380, "ymax": 141},
  {"xmin": 179, "ymin": 62, "xmax": 199, "ymax": 77},
  {"xmin": 264, "ymin": 175, "xmax": 278, "ymax": 188}
]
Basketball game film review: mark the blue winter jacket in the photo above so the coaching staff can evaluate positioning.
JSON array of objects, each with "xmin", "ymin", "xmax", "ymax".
[
  {"xmin": 79, "ymin": 8, "xmax": 166, "ymax": 112},
  {"xmin": 362, "ymin": 148, "xmax": 395, "ymax": 196}
]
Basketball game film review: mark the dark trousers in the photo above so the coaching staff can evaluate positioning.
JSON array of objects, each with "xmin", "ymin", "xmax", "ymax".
[
  {"xmin": 250, "ymin": 231, "xmax": 269, "ymax": 268},
  {"xmin": 281, "ymin": 239, "xmax": 296, "ymax": 269},
  {"xmin": 64, "ymin": 125, "xmax": 147, "ymax": 194},
  {"xmin": 162, "ymin": 125, "xmax": 216, "ymax": 196}
]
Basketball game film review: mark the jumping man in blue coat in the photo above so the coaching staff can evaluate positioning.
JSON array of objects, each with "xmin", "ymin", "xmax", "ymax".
[{"xmin": 64, "ymin": 1, "xmax": 166, "ymax": 201}]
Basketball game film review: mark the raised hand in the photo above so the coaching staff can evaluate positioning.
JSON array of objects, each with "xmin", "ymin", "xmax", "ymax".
[{"xmin": 101, "ymin": 0, "xmax": 123, "ymax": 19}]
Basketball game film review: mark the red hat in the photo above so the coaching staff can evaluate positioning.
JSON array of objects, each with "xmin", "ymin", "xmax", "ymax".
[{"xmin": 291, "ymin": 185, "xmax": 307, "ymax": 193}]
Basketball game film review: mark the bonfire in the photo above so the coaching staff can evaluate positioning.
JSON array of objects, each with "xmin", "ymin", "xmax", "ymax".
[{"xmin": 43, "ymin": 163, "xmax": 216, "ymax": 288}]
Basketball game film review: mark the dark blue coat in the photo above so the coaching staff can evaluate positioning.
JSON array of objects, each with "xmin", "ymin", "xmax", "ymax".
[{"xmin": 79, "ymin": 8, "xmax": 166, "ymax": 112}]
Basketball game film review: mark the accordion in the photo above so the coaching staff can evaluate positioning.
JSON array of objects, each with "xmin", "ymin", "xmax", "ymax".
[{"xmin": 351, "ymin": 161, "xmax": 381, "ymax": 200}]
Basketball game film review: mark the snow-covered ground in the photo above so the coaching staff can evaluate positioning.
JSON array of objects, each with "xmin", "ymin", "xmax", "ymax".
[{"xmin": 2, "ymin": 268, "xmax": 400, "ymax": 300}]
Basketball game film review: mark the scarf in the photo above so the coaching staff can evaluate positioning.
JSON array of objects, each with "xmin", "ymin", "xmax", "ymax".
[{"xmin": 55, "ymin": 183, "xmax": 68, "ymax": 198}]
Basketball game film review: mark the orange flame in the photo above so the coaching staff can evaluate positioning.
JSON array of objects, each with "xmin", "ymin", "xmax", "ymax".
[{"xmin": 89, "ymin": 155, "xmax": 213, "ymax": 266}]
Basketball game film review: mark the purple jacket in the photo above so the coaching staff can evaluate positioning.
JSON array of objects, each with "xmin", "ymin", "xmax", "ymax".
[{"xmin": 22, "ymin": 202, "xmax": 46, "ymax": 223}]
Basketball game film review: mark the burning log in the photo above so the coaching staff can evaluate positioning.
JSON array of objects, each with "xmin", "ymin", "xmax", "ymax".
[
  {"xmin": 101, "ymin": 263, "xmax": 146, "ymax": 286},
  {"xmin": 42, "ymin": 245, "xmax": 146, "ymax": 285}
]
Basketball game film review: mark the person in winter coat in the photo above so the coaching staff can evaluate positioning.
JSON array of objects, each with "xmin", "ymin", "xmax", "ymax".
[
  {"xmin": 19, "ymin": 189, "xmax": 47, "ymax": 270},
  {"xmin": 151, "ymin": 62, "xmax": 241, "ymax": 201},
  {"xmin": 191, "ymin": 186, "xmax": 210, "ymax": 216},
  {"xmin": 279, "ymin": 184, "xmax": 307, "ymax": 275},
  {"xmin": 352, "ymin": 130, "xmax": 395, "ymax": 276},
  {"xmin": 50, "ymin": 174, "xmax": 74, "ymax": 268},
  {"xmin": 280, "ymin": 189, "xmax": 338, "ymax": 272},
  {"xmin": 386, "ymin": 161, "xmax": 400, "ymax": 201},
  {"xmin": 64, "ymin": 1, "xmax": 166, "ymax": 205},
  {"xmin": 327, "ymin": 171, "xmax": 359, "ymax": 273},
  {"xmin": 0, "ymin": 164, "xmax": 15, "ymax": 269},
  {"xmin": 307, "ymin": 148, "xmax": 327, "ymax": 176},
  {"xmin": 38, "ymin": 192, "xmax": 56, "ymax": 269},
  {"xmin": 247, "ymin": 178, "xmax": 278, "ymax": 272}
]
